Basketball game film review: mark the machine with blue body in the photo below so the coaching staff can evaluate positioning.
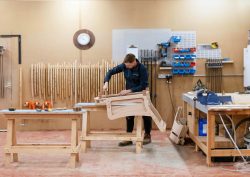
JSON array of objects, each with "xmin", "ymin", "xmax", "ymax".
[{"xmin": 196, "ymin": 89, "xmax": 232, "ymax": 105}]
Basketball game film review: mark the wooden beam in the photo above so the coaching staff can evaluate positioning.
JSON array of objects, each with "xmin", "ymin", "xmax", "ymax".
[
  {"xmin": 136, "ymin": 116, "xmax": 143, "ymax": 153},
  {"xmin": 4, "ymin": 145, "xmax": 80, "ymax": 154},
  {"xmin": 188, "ymin": 132, "xmax": 208, "ymax": 154},
  {"xmin": 81, "ymin": 111, "xmax": 89, "ymax": 152},
  {"xmin": 211, "ymin": 149, "xmax": 250, "ymax": 157},
  {"xmin": 81, "ymin": 134, "xmax": 143, "ymax": 141}
]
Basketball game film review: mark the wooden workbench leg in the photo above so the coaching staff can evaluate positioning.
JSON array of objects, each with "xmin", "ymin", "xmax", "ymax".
[
  {"xmin": 5, "ymin": 119, "xmax": 14, "ymax": 166},
  {"xmin": 207, "ymin": 112, "xmax": 215, "ymax": 167},
  {"xmin": 81, "ymin": 111, "xmax": 90, "ymax": 153},
  {"xmin": 194, "ymin": 108, "xmax": 199, "ymax": 152},
  {"xmin": 86, "ymin": 112, "xmax": 91, "ymax": 148},
  {"xmin": 183, "ymin": 101, "xmax": 187, "ymax": 118},
  {"xmin": 70, "ymin": 118, "xmax": 78, "ymax": 168},
  {"xmin": 5, "ymin": 153, "xmax": 11, "ymax": 166},
  {"xmin": 70, "ymin": 153, "xmax": 78, "ymax": 168},
  {"xmin": 136, "ymin": 116, "xmax": 143, "ymax": 154},
  {"xmin": 79, "ymin": 113, "xmax": 90, "ymax": 147},
  {"xmin": 194, "ymin": 109, "xmax": 199, "ymax": 137},
  {"xmin": 195, "ymin": 144, "xmax": 200, "ymax": 152},
  {"xmin": 12, "ymin": 119, "xmax": 18, "ymax": 162}
]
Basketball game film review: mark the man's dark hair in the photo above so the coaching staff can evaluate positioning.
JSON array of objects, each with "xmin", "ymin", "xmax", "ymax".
[{"xmin": 123, "ymin": 53, "xmax": 136, "ymax": 63}]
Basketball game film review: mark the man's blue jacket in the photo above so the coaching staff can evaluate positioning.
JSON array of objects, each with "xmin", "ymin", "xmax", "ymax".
[{"xmin": 104, "ymin": 60, "xmax": 148, "ymax": 92}]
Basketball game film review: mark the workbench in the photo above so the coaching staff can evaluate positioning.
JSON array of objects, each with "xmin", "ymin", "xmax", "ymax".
[
  {"xmin": 75, "ymin": 103, "xmax": 144, "ymax": 153},
  {"xmin": 0, "ymin": 109, "xmax": 85, "ymax": 168},
  {"xmin": 183, "ymin": 92, "xmax": 250, "ymax": 166}
]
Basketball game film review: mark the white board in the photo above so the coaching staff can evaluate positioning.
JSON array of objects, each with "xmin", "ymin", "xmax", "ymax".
[
  {"xmin": 244, "ymin": 45, "xmax": 250, "ymax": 87},
  {"xmin": 112, "ymin": 28, "xmax": 172, "ymax": 62}
]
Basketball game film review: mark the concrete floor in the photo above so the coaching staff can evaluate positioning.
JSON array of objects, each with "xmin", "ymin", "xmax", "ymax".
[{"xmin": 0, "ymin": 130, "xmax": 249, "ymax": 177}]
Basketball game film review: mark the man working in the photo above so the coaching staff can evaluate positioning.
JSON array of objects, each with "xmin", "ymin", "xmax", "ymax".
[{"xmin": 103, "ymin": 53, "xmax": 152, "ymax": 146}]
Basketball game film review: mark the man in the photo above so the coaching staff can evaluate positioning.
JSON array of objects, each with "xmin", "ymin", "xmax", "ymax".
[{"xmin": 103, "ymin": 53, "xmax": 152, "ymax": 146}]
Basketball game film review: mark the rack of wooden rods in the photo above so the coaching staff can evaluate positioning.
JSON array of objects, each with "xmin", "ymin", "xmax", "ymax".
[{"xmin": 30, "ymin": 61, "xmax": 125, "ymax": 105}]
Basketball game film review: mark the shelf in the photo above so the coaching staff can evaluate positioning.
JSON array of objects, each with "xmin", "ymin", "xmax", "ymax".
[
  {"xmin": 196, "ymin": 136, "xmax": 230, "ymax": 142},
  {"xmin": 222, "ymin": 60, "xmax": 234, "ymax": 64},
  {"xmin": 195, "ymin": 136, "xmax": 233, "ymax": 148},
  {"xmin": 159, "ymin": 67, "xmax": 172, "ymax": 70}
]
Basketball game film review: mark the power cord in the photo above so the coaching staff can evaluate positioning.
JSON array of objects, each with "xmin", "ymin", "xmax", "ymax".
[
  {"xmin": 224, "ymin": 114, "xmax": 237, "ymax": 162},
  {"xmin": 166, "ymin": 79, "xmax": 176, "ymax": 115},
  {"xmin": 219, "ymin": 113, "xmax": 250, "ymax": 172}
]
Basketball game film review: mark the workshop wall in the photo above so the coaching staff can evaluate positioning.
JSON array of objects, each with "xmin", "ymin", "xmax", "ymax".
[{"xmin": 0, "ymin": 0, "xmax": 249, "ymax": 130}]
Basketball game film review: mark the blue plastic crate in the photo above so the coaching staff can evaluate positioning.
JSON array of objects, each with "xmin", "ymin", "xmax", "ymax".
[
  {"xmin": 183, "ymin": 62, "xmax": 190, "ymax": 67},
  {"xmin": 172, "ymin": 69, "xmax": 179, "ymax": 75},
  {"xmin": 190, "ymin": 69, "xmax": 196, "ymax": 74},
  {"xmin": 179, "ymin": 49, "xmax": 190, "ymax": 53},
  {"xmin": 173, "ymin": 55, "xmax": 180, "ymax": 59},
  {"xmin": 178, "ymin": 69, "xmax": 185, "ymax": 74},
  {"xmin": 179, "ymin": 55, "xmax": 185, "ymax": 59},
  {"xmin": 184, "ymin": 69, "xmax": 190, "ymax": 74},
  {"xmin": 199, "ymin": 118, "xmax": 207, "ymax": 136},
  {"xmin": 185, "ymin": 55, "xmax": 192, "ymax": 60},
  {"xmin": 191, "ymin": 54, "xmax": 196, "ymax": 59}
]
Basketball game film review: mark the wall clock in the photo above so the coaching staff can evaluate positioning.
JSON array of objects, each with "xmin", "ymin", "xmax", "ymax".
[{"xmin": 73, "ymin": 29, "xmax": 95, "ymax": 50}]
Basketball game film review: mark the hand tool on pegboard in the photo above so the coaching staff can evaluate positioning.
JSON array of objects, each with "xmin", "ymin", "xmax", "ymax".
[{"xmin": 205, "ymin": 59, "xmax": 223, "ymax": 93}]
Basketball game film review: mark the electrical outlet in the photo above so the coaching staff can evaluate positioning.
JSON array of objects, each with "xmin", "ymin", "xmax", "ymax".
[
  {"xmin": 166, "ymin": 74, "xmax": 173, "ymax": 79},
  {"xmin": 158, "ymin": 74, "xmax": 173, "ymax": 79},
  {"xmin": 166, "ymin": 74, "xmax": 173, "ymax": 83},
  {"xmin": 158, "ymin": 74, "xmax": 167, "ymax": 79}
]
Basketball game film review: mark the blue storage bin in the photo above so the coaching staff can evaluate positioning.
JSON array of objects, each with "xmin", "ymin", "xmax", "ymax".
[
  {"xmin": 184, "ymin": 69, "xmax": 190, "ymax": 74},
  {"xmin": 185, "ymin": 55, "xmax": 191, "ymax": 59},
  {"xmin": 199, "ymin": 118, "xmax": 207, "ymax": 136},
  {"xmin": 172, "ymin": 62, "xmax": 178, "ymax": 67},
  {"xmin": 173, "ymin": 55, "xmax": 180, "ymax": 59},
  {"xmin": 179, "ymin": 55, "xmax": 185, "ymax": 59},
  {"xmin": 178, "ymin": 69, "xmax": 185, "ymax": 74},
  {"xmin": 190, "ymin": 68, "xmax": 196, "ymax": 74},
  {"xmin": 191, "ymin": 54, "xmax": 196, "ymax": 59},
  {"xmin": 180, "ymin": 48, "xmax": 190, "ymax": 53},
  {"xmin": 184, "ymin": 62, "xmax": 190, "ymax": 67},
  {"xmin": 172, "ymin": 69, "xmax": 179, "ymax": 74}
]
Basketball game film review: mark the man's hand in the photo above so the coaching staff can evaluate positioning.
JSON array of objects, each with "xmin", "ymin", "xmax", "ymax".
[
  {"xmin": 103, "ymin": 82, "xmax": 108, "ymax": 91},
  {"xmin": 119, "ymin": 89, "xmax": 132, "ymax": 96}
]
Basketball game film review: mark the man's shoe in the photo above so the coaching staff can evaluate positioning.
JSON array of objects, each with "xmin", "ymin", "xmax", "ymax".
[
  {"xmin": 118, "ymin": 141, "xmax": 133, "ymax": 147},
  {"xmin": 143, "ymin": 134, "xmax": 151, "ymax": 145}
]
